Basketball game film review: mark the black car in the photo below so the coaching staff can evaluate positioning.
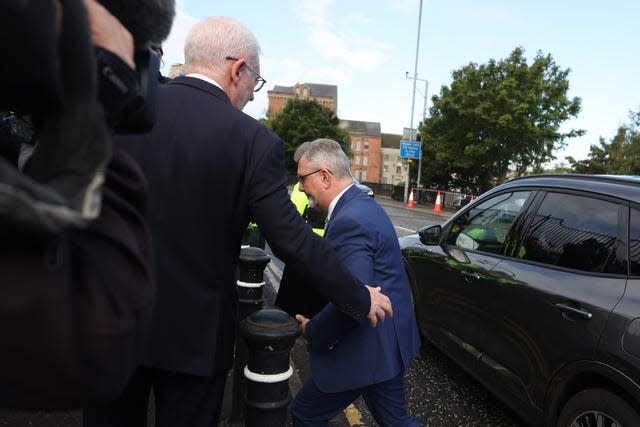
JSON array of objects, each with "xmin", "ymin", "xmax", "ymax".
[
  {"xmin": 352, "ymin": 177, "xmax": 374, "ymax": 197},
  {"xmin": 399, "ymin": 174, "xmax": 640, "ymax": 426}
]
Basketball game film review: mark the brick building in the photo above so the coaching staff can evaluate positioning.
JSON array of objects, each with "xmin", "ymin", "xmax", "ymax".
[
  {"xmin": 268, "ymin": 83, "xmax": 404, "ymax": 184},
  {"xmin": 339, "ymin": 120, "xmax": 382, "ymax": 184},
  {"xmin": 267, "ymin": 83, "xmax": 337, "ymax": 117}
]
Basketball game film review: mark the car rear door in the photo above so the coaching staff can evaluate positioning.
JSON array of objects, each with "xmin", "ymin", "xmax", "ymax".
[{"xmin": 489, "ymin": 190, "xmax": 627, "ymax": 410}]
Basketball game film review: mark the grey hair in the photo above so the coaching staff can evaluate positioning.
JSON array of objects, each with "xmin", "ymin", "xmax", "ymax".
[
  {"xmin": 295, "ymin": 139, "xmax": 352, "ymax": 179},
  {"xmin": 184, "ymin": 17, "xmax": 261, "ymax": 71}
]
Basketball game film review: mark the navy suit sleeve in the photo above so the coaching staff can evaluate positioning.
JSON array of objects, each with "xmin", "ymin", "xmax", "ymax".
[
  {"xmin": 306, "ymin": 214, "xmax": 374, "ymax": 351},
  {"xmin": 247, "ymin": 129, "xmax": 370, "ymax": 319}
]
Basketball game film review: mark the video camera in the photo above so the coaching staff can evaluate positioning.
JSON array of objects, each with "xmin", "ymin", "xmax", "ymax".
[
  {"xmin": 95, "ymin": 0, "xmax": 175, "ymax": 133},
  {"xmin": 96, "ymin": 45, "xmax": 160, "ymax": 133},
  {"xmin": 1, "ymin": 0, "xmax": 174, "ymax": 134},
  {"xmin": 0, "ymin": 0, "xmax": 175, "ymax": 234}
]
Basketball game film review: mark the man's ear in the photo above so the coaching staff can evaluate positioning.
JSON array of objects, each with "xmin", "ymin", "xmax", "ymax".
[
  {"xmin": 321, "ymin": 170, "xmax": 332, "ymax": 189},
  {"xmin": 229, "ymin": 58, "xmax": 245, "ymax": 83}
]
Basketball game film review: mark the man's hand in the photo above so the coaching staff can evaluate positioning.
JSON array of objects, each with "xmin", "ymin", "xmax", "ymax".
[
  {"xmin": 365, "ymin": 285, "xmax": 393, "ymax": 327},
  {"xmin": 83, "ymin": 0, "xmax": 135, "ymax": 69},
  {"xmin": 295, "ymin": 314, "xmax": 310, "ymax": 337}
]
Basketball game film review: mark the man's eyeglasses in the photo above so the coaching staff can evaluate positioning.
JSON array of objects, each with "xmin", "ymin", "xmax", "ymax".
[
  {"xmin": 297, "ymin": 168, "xmax": 333, "ymax": 184},
  {"xmin": 225, "ymin": 56, "xmax": 267, "ymax": 92}
]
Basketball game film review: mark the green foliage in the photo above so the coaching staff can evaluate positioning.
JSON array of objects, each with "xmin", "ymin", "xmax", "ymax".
[
  {"xmin": 420, "ymin": 47, "xmax": 584, "ymax": 194},
  {"xmin": 268, "ymin": 98, "xmax": 352, "ymax": 175},
  {"xmin": 258, "ymin": 117, "xmax": 271, "ymax": 128},
  {"xmin": 567, "ymin": 108, "xmax": 640, "ymax": 174}
]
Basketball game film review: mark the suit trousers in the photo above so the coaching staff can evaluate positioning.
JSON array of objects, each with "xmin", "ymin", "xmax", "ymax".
[
  {"xmin": 83, "ymin": 366, "xmax": 228, "ymax": 427},
  {"xmin": 291, "ymin": 371, "xmax": 421, "ymax": 427}
]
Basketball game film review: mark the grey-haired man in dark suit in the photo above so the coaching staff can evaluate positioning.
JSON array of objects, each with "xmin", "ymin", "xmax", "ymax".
[{"xmin": 83, "ymin": 16, "xmax": 393, "ymax": 427}]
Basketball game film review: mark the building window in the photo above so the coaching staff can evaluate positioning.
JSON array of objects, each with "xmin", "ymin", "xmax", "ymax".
[
  {"xmin": 383, "ymin": 165, "xmax": 388, "ymax": 173},
  {"xmin": 384, "ymin": 154, "xmax": 390, "ymax": 161},
  {"xmin": 364, "ymin": 142, "xmax": 369, "ymax": 152},
  {"xmin": 396, "ymin": 166, "xmax": 401, "ymax": 174},
  {"xmin": 382, "ymin": 177, "xmax": 388, "ymax": 184},
  {"xmin": 361, "ymin": 171, "xmax": 367, "ymax": 181},
  {"xmin": 355, "ymin": 140, "xmax": 361, "ymax": 151},
  {"xmin": 355, "ymin": 155, "xmax": 360, "ymax": 165},
  {"xmin": 303, "ymin": 87, "xmax": 309, "ymax": 97}
]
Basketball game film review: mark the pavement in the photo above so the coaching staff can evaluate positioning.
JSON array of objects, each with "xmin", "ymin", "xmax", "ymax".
[{"xmin": 0, "ymin": 196, "xmax": 455, "ymax": 427}]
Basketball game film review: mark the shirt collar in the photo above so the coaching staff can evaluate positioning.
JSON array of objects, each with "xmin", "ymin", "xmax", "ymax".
[
  {"xmin": 185, "ymin": 73, "xmax": 225, "ymax": 91},
  {"xmin": 326, "ymin": 184, "xmax": 353, "ymax": 223}
]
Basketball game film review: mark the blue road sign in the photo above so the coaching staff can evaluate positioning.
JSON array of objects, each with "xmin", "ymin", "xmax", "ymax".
[{"xmin": 400, "ymin": 140, "xmax": 421, "ymax": 159}]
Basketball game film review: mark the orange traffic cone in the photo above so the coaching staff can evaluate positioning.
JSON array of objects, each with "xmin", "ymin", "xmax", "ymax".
[
  {"xmin": 433, "ymin": 191, "xmax": 442, "ymax": 213},
  {"xmin": 407, "ymin": 188, "xmax": 416, "ymax": 208}
]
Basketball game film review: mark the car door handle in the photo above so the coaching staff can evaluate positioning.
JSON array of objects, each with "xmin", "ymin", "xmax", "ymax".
[
  {"xmin": 460, "ymin": 270, "xmax": 480, "ymax": 281},
  {"xmin": 555, "ymin": 303, "xmax": 593, "ymax": 320}
]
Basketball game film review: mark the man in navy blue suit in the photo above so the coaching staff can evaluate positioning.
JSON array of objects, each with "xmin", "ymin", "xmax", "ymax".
[
  {"xmin": 83, "ymin": 17, "xmax": 393, "ymax": 427},
  {"xmin": 291, "ymin": 139, "xmax": 422, "ymax": 426}
]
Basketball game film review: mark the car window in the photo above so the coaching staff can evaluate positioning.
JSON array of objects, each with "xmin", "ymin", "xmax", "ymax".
[
  {"xmin": 517, "ymin": 192, "xmax": 625, "ymax": 274},
  {"xmin": 447, "ymin": 191, "xmax": 531, "ymax": 254},
  {"xmin": 629, "ymin": 207, "xmax": 640, "ymax": 276}
]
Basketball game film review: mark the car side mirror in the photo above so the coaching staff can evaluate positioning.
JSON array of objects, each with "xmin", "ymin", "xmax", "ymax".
[{"xmin": 418, "ymin": 224, "xmax": 442, "ymax": 246}]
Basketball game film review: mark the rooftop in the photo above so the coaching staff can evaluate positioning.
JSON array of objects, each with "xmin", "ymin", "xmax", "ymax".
[
  {"xmin": 339, "ymin": 119, "xmax": 381, "ymax": 136},
  {"xmin": 382, "ymin": 133, "xmax": 402, "ymax": 149},
  {"xmin": 269, "ymin": 83, "xmax": 337, "ymax": 99}
]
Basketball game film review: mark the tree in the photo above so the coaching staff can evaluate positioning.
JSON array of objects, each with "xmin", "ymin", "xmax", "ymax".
[
  {"xmin": 567, "ymin": 108, "xmax": 640, "ymax": 174},
  {"xmin": 268, "ymin": 99, "xmax": 351, "ymax": 175},
  {"xmin": 420, "ymin": 47, "xmax": 584, "ymax": 194}
]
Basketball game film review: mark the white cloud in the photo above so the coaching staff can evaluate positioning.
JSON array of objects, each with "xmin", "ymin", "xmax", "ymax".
[{"xmin": 295, "ymin": 0, "xmax": 390, "ymax": 73}]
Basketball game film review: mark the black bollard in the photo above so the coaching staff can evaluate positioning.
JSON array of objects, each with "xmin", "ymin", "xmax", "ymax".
[
  {"xmin": 240, "ymin": 309, "xmax": 301, "ymax": 427},
  {"xmin": 236, "ymin": 246, "xmax": 270, "ymax": 319},
  {"xmin": 225, "ymin": 246, "xmax": 271, "ymax": 427}
]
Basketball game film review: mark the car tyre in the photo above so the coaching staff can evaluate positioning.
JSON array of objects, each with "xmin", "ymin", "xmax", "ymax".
[{"xmin": 557, "ymin": 388, "xmax": 640, "ymax": 427}]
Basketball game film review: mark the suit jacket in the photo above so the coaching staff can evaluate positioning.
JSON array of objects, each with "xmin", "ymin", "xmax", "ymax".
[
  {"xmin": 114, "ymin": 76, "xmax": 370, "ymax": 377},
  {"xmin": 306, "ymin": 185, "xmax": 421, "ymax": 393},
  {"xmin": 0, "ymin": 149, "xmax": 154, "ymax": 408}
]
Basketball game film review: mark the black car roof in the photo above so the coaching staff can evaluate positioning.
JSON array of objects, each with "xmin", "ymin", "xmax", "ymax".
[{"xmin": 493, "ymin": 174, "xmax": 640, "ymax": 204}]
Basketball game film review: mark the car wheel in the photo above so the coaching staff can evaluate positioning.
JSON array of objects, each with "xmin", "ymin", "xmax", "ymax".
[{"xmin": 557, "ymin": 388, "xmax": 640, "ymax": 427}]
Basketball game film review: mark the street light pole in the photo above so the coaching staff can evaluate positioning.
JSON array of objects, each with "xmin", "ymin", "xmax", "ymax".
[
  {"xmin": 404, "ymin": 0, "xmax": 423, "ymax": 204},
  {"xmin": 406, "ymin": 73, "xmax": 429, "ymax": 190}
]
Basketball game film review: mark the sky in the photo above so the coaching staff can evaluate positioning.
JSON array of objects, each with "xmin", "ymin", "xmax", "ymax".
[{"xmin": 160, "ymin": 0, "xmax": 640, "ymax": 164}]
